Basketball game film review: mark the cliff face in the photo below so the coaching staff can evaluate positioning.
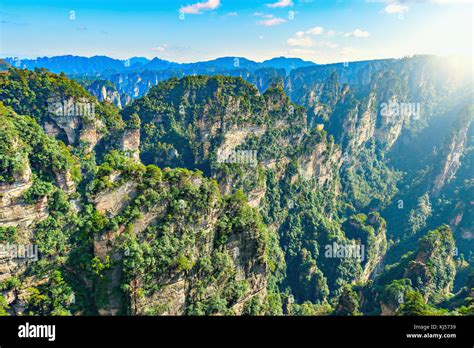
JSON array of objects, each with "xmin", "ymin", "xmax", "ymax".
[
  {"xmin": 123, "ymin": 77, "xmax": 341, "ymax": 199},
  {"xmin": 377, "ymin": 103, "xmax": 473, "ymax": 267},
  {"xmin": 0, "ymin": 103, "xmax": 83, "ymax": 315},
  {"xmin": 342, "ymin": 213, "xmax": 388, "ymax": 282},
  {"xmin": 285, "ymin": 57, "xmax": 474, "ymax": 226},
  {"xmin": 375, "ymin": 225, "xmax": 456, "ymax": 314},
  {"xmin": 286, "ymin": 70, "xmax": 414, "ymax": 211},
  {"xmin": 85, "ymin": 80, "xmax": 125, "ymax": 108},
  {"xmin": 432, "ymin": 107, "xmax": 473, "ymax": 197},
  {"xmin": 322, "ymin": 71, "xmax": 418, "ymax": 155},
  {"xmin": 0, "ymin": 69, "xmax": 112, "ymax": 154},
  {"xmin": 296, "ymin": 142, "xmax": 342, "ymax": 187},
  {"xmin": 90, "ymin": 165, "xmax": 271, "ymax": 315},
  {"xmin": 121, "ymin": 77, "xmax": 351, "ymax": 304},
  {"xmin": 281, "ymin": 57, "xmax": 471, "ymax": 313},
  {"xmin": 127, "ymin": 207, "xmax": 268, "ymax": 316},
  {"xmin": 0, "ymin": 99, "xmax": 275, "ymax": 316},
  {"xmin": 287, "ymin": 56, "xmax": 470, "ymax": 152},
  {"xmin": 0, "ymin": 104, "xmax": 78, "ymax": 232},
  {"xmin": 0, "ymin": 164, "xmax": 49, "ymax": 230},
  {"xmin": 44, "ymin": 97, "xmax": 107, "ymax": 153},
  {"xmin": 120, "ymin": 128, "xmax": 140, "ymax": 161},
  {"xmin": 404, "ymin": 226, "xmax": 456, "ymax": 300},
  {"xmin": 91, "ymin": 179, "xmax": 138, "ymax": 217}
]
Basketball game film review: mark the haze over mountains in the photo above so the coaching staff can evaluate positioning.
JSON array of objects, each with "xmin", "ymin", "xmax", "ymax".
[
  {"xmin": 3, "ymin": 55, "xmax": 316, "ymax": 76},
  {"xmin": 9, "ymin": 54, "xmax": 470, "ymax": 112},
  {"xmin": 2, "ymin": 55, "xmax": 318, "ymax": 107}
]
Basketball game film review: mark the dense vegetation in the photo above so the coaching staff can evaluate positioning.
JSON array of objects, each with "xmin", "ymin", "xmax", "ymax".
[{"xmin": 0, "ymin": 59, "xmax": 472, "ymax": 317}]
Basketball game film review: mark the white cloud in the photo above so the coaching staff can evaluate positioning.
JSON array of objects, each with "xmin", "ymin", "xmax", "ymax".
[
  {"xmin": 287, "ymin": 26, "xmax": 341, "ymax": 49},
  {"xmin": 180, "ymin": 0, "xmax": 220, "ymax": 14},
  {"xmin": 225, "ymin": 12, "xmax": 238, "ymax": 17},
  {"xmin": 372, "ymin": 0, "xmax": 471, "ymax": 17},
  {"xmin": 266, "ymin": 0, "xmax": 294, "ymax": 8},
  {"xmin": 287, "ymin": 35, "xmax": 339, "ymax": 49},
  {"xmin": 287, "ymin": 36, "xmax": 314, "ymax": 47},
  {"xmin": 345, "ymin": 29, "xmax": 370, "ymax": 38},
  {"xmin": 306, "ymin": 26, "xmax": 324, "ymax": 35},
  {"xmin": 383, "ymin": 3, "xmax": 409, "ymax": 14},
  {"xmin": 258, "ymin": 17, "xmax": 287, "ymax": 26},
  {"xmin": 152, "ymin": 44, "xmax": 168, "ymax": 52}
]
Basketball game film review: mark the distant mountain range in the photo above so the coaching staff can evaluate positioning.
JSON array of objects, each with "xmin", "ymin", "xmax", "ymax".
[
  {"xmin": 3, "ymin": 55, "xmax": 316, "ymax": 76},
  {"xmin": 1, "ymin": 55, "xmax": 317, "ymax": 105}
]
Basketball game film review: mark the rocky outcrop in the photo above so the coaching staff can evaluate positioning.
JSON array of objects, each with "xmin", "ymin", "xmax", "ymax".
[
  {"xmin": 0, "ymin": 164, "xmax": 47, "ymax": 314},
  {"xmin": 91, "ymin": 180, "xmax": 138, "ymax": 217},
  {"xmin": 46, "ymin": 97, "xmax": 93, "ymax": 144},
  {"xmin": 362, "ymin": 214, "xmax": 387, "ymax": 281},
  {"xmin": 297, "ymin": 142, "xmax": 342, "ymax": 186},
  {"xmin": 121, "ymin": 128, "xmax": 140, "ymax": 161},
  {"xmin": 129, "ymin": 219, "xmax": 268, "ymax": 316},
  {"xmin": 79, "ymin": 118, "xmax": 105, "ymax": 153},
  {"xmin": 90, "ymin": 168, "xmax": 271, "ymax": 316},
  {"xmin": 0, "ymin": 163, "xmax": 48, "ymax": 230},
  {"xmin": 99, "ymin": 85, "xmax": 121, "ymax": 108},
  {"xmin": 404, "ymin": 225, "xmax": 456, "ymax": 300},
  {"xmin": 343, "ymin": 213, "xmax": 388, "ymax": 283},
  {"xmin": 1, "ymin": 276, "xmax": 48, "ymax": 315},
  {"xmin": 45, "ymin": 96, "xmax": 105, "ymax": 152},
  {"xmin": 86, "ymin": 80, "xmax": 124, "ymax": 108},
  {"xmin": 333, "ymin": 286, "xmax": 360, "ymax": 315},
  {"xmin": 432, "ymin": 108, "xmax": 473, "ymax": 197},
  {"xmin": 0, "ymin": 197, "xmax": 48, "ymax": 230},
  {"xmin": 55, "ymin": 170, "xmax": 76, "ymax": 195}
]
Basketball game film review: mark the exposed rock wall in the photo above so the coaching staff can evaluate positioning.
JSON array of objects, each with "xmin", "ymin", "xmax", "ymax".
[
  {"xmin": 432, "ymin": 109, "xmax": 473, "ymax": 197},
  {"xmin": 0, "ymin": 164, "xmax": 48, "ymax": 230}
]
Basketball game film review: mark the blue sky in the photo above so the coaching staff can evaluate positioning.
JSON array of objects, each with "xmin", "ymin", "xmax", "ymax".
[{"xmin": 0, "ymin": 0, "xmax": 472, "ymax": 63}]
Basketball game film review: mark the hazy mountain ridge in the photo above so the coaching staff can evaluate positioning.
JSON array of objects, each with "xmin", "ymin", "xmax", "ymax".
[
  {"xmin": 4, "ymin": 55, "xmax": 315, "ymax": 77},
  {"xmin": 2, "ymin": 55, "xmax": 314, "ymax": 108}
]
